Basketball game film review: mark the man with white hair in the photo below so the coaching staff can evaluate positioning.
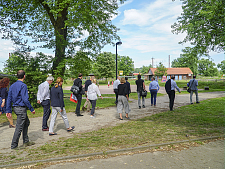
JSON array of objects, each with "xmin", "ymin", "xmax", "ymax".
[{"xmin": 37, "ymin": 76, "xmax": 54, "ymax": 131}]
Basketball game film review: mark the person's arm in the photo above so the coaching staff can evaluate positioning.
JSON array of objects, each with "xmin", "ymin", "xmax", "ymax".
[
  {"xmin": 149, "ymin": 83, "xmax": 152, "ymax": 91},
  {"xmin": 143, "ymin": 81, "xmax": 145, "ymax": 90},
  {"xmin": 21, "ymin": 84, "xmax": 34, "ymax": 112},
  {"xmin": 174, "ymin": 82, "xmax": 181, "ymax": 93},
  {"xmin": 157, "ymin": 83, "xmax": 160, "ymax": 92},
  {"xmin": 59, "ymin": 88, "xmax": 64, "ymax": 111}
]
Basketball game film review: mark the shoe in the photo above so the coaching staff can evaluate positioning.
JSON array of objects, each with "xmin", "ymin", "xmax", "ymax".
[
  {"xmin": 90, "ymin": 116, "xmax": 95, "ymax": 118},
  {"xmin": 196, "ymin": 102, "xmax": 200, "ymax": 104},
  {"xmin": 67, "ymin": 126, "xmax": 75, "ymax": 132},
  {"xmin": 23, "ymin": 141, "xmax": 35, "ymax": 147},
  {"xmin": 49, "ymin": 133, "xmax": 57, "ymax": 136},
  {"xmin": 125, "ymin": 117, "xmax": 130, "ymax": 120},
  {"xmin": 77, "ymin": 114, "xmax": 83, "ymax": 116},
  {"xmin": 119, "ymin": 118, "xmax": 123, "ymax": 120},
  {"xmin": 191, "ymin": 103, "xmax": 193, "ymax": 104},
  {"xmin": 12, "ymin": 146, "xmax": 25, "ymax": 150},
  {"xmin": 142, "ymin": 105, "xmax": 145, "ymax": 108},
  {"xmin": 154, "ymin": 105, "xmax": 156, "ymax": 107},
  {"xmin": 170, "ymin": 109, "xmax": 174, "ymax": 111},
  {"xmin": 42, "ymin": 128, "xmax": 49, "ymax": 131},
  {"xmin": 9, "ymin": 124, "xmax": 16, "ymax": 128},
  {"xmin": 139, "ymin": 106, "xmax": 141, "ymax": 109},
  {"xmin": 151, "ymin": 104, "xmax": 153, "ymax": 106}
]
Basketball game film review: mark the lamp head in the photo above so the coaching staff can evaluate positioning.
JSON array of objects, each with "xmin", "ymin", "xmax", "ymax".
[{"xmin": 116, "ymin": 41, "xmax": 122, "ymax": 45}]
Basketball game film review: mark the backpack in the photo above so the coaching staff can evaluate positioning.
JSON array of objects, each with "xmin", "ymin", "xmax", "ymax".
[
  {"xmin": 70, "ymin": 84, "xmax": 79, "ymax": 95},
  {"xmin": 165, "ymin": 79, "xmax": 171, "ymax": 94}
]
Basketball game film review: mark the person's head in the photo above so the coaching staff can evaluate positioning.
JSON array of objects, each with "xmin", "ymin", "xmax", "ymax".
[
  {"xmin": 92, "ymin": 79, "xmax": 97, "ymax": 84},
  {"xmin": 120, "ymin": 77, "xmax": 126, "ymax": 84},
  {"xmin": 78, "ymin": 73, "xmax": 83, "ymax": 79},
  {"xmin": 117, "ymin": 76, "xmax": 120, "ymax": 80},
  {"xmin": 125, "ymin": 77, "xmax": 128, "ymax": 81},
  {"xmin": 193, "ymin": 75, "xmax": 196, "ymax": 78},
  {"xmin": 54, "ymin": 77, "xmax": 63, "ymax": 88},
  {"xmin": 0, "ymin": 77, "xmax": 10, "ymax": 89},
  {"xmin": 138, "ymin": 74, "xmax": 141, "ymax": 79},
  {"xmin": 152, "ymin": 77, "xmax": 155, "ymax": 81},
  {"xmin": 46, "ymin": 76, "xmax": 54, "ymax": 85},
  {"xmin": 17, "ymin": 70, "xmax": 25, "ymax": 79},
  {"xmin": 171, "ymin": 76, "xmax": 175, "ymax": 80}
]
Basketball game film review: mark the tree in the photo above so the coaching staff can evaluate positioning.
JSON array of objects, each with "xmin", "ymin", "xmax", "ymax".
[
  {"xmin": 67, "ymin": 51, "xmax": 92, "ymax": 78},
  {"xmin": 117, "ymin": 56, "xmax": 134, "ymax": 76},
  {"xmin": 171, "ymin": 47, "xmax": 199, "ymax": 75},
  {"xmin": 172, "ymin": 0, "xmax": 224, "ymax": 54},
  {"xmin": 0, "ymin": 0, "xmax": 126, "ymax": 77},
  {"xmin": 4, "ymin": 52, "xmax": 53, "ymax": 107},
  {"xmin": 198, "ymin": 58, "xmax": 218, "ymax": 76},
  {"xmin": 140, "ymin": 64, "xmax": 152, "ymax": 74},
  {"xmin": 154, "ymin": 62, "xmax": 167, "ymax": 77},
  {"xmin": 217, "ymin": 60, "xmax": 225, "ymax": 74},
  {"xmin": 94, "ymin": 52, "xmax": 115, "ymax": 79}
]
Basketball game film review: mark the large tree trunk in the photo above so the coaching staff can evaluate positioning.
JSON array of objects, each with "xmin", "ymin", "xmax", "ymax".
[{"xmin": 52, "ymin": 8, "xmax": 68, "ymax": 77}]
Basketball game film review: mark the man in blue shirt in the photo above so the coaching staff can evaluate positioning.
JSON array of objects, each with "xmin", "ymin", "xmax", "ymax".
[
  {"xmin": 165, "ymin": 76, "xmax": 181, "ymax": 111},
  {"xmin": 6, "ymin": 70, "xmax": 35, "ymax": 149},
  {"xmin": 149, "ymin": 77, "xmax": 160, "ymax": 106}
]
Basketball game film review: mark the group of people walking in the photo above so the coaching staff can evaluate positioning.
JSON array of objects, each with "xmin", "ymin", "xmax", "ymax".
[{"xmin": 1, "ymin": 70, "xmax": 199, "ymax": 150}]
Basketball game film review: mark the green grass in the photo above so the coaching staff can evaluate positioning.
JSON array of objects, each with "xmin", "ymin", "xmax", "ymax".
[{"xmin": 1, "ymin": 97, "xmax": 223, "ymax": 165}]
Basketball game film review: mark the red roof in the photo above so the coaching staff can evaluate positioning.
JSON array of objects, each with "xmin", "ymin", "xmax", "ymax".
[{"xmin": 149, "ymin": 67, "xmax": 193, "ymax": 75}]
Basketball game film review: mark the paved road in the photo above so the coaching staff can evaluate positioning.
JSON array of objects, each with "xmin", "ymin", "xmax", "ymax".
[{"xmin": 44, "ymin": 139, "xmax": 224, "ymax": 169}]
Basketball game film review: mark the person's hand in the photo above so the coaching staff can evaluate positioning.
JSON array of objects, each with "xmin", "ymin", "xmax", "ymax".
[
  {"xmin": 86, "ymin": 98, "xmax": 89, "ymax": 101},
  {"xmin": 60, "ymin": 109, "xmax": 63, "ymax": 112},
  {"xmin": 1, "ymin": 103, "xmax": 4, "ymax": 108},
  {"xmin": 37, "ymin": 100, "xmax": 41, "ymax": 104},
  {"xmin": 0, "ymin": 112, "xmax": 2, "ymax": 116},
  {"xmin": 100, "ymin": 96, "xmax": 103, "ymax": 100},
  {"xmin": 31, "ymin": 110, "xmax": 35, "ymax": 114},
  {"xmin": 6, "ymin": 113, "xmax": 12, "ymax": 118}
]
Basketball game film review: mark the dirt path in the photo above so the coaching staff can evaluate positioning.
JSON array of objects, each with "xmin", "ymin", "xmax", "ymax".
[{"xmin": 0, "ymin": 89, "xmax": 224, "ymax": 154}]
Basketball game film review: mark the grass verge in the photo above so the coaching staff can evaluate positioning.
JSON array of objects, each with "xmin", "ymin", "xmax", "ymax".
[{"xmin": 0, "ymin": 97, "xmax": 224, "ymax": 165}]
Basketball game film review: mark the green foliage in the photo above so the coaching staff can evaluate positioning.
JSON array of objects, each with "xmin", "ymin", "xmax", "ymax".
[
  {"xmin": 171, "ymin": 47, "xmax": 200, "ymax": 75},
  {"xmin": 3, "ymin": 52, "xmax": 53, "ymax": 108},
  {"xmin": 154, "ymin": 62, "xmax": 167, "ymax": 77},
  {"xmin": 94, "ymin": 52, "xmax": 115, "ymax": 79},
  {"xmin": 217, "ymin": 60, "xmax": 225, "ymax": 74},
  {"xmin": 118, "ymin": 56, "xmax": 134, "ymax": 76},
  {"xmin": 198, "ymin": 58, "xmax": 218, "ymax": 76},
  {"xmin": 172, "ymin": 0, "xmax": 225, "ymax": 54},
  {"xmin": 67, "ymin": 51, "xmax": 92, "ymax": 78},
  {"xmin": 134, "ymin": 64, "xmax": 152, "ymax": 74},
  {"xmin": 0, "ymin": 0, "xmax": 126, "ymax": 77}
]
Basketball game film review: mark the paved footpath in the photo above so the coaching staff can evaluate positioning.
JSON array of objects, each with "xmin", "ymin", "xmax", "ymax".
[{"xmin": 0, "ymin": 86, "xmax": 224, "ymax": 168}]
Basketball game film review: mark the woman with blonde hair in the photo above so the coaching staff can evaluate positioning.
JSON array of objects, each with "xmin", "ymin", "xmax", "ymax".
[
  {"xmin": 0, "ymin": 77, "xmax": 15, "ymax": 128},
  {"xmin": 117, "ymin": 77, "xmax": 130, "ymax": 120},
  {"xmin": 87, "ymin": 79, "xmax": 103, "ymax": 118},
  {"xmin": 49, "ymin": 77, "xmax": 74, "ymax": 136}
]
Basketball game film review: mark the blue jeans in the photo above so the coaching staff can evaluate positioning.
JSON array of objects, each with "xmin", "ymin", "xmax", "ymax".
[
  {"xmin": 150, "ymin": 90, "xmax": 157, "ymax": 105},
  {"xmin": 11, "ymin": 107, "xmax": 30, "ymax": 149},
  {"xmin": 90, "ymin": 100, "xmax": 96, "ymax": 116}
]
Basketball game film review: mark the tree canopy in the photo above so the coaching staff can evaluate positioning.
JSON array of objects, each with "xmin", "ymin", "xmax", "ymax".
[
  {"xmin": 154, "ymin": 62, "xmax": 167, "ymax": 77},
  {"xmin": 0, "ymin": 0, "xmax": 125, "ymax": 76},
  {"xmin": 172, "ymin": 0, "xmax": 224, "ymax": 54},
  {"xmin": 217, "ymin": 60, "xmax": 225, "ymax": 74},
  {"xmin": 117, "ymin": 55, "xmax": 134, "ymax": 76},
  {"xmin": 198, "ymin": 58, "xmax": 218, "ymax": 76}
]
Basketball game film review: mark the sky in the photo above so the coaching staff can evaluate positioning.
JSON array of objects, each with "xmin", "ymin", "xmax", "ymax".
[{"xmin": 0, "ymin": 0, "xmax": 224, "ymax": 71}]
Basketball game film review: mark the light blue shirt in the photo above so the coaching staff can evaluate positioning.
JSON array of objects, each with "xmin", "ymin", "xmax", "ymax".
[
  {"xmin": 113, "ymin": 79, "xmax": 120, "ymax": 89},
  {"xmin": 149, "ymin": 80, "xmax": 160, "ymax": 91},
  {"xmin": 171, "ymin": 79, "xmax": 180, "ymax": 92}
]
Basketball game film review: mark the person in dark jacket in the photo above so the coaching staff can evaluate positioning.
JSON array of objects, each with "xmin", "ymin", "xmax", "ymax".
[
  {"xmin": 0, "ymin": 77, "xmax": 15, "ymax": 128},
  {"xmin": 135, "ymin": 75, "xmax": 145, "ymax": 109},
  {"xmin": 82, "ymin": 77, "xmax": 92, "ymax": 112},
  {"xmin": 117, "ymin": 77, "xmax": 130, "ymax": 120},
  {"xmin": 73, "ymin": 73, "xmax": 83, "ymax": 116},
  {"xmin": 49, "ymin": 77, "xmax": 74, "ymax": 136},
  {"xmin": 125, "ymin": 77, "xmax": 131, "ymax": 98}
]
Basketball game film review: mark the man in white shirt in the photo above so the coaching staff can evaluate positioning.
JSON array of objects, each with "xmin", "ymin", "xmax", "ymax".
[
  {"xmin": 113, "ymin": 76, "xmax": 120, "ymax": 104},
  {"xmin": 37, "ymin": 76, "xmax": 54, "ymax": 131}
]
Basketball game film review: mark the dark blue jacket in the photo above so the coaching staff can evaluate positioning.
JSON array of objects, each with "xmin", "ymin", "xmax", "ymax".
[{"xmin": 50, "ymin": 85, "xmax": 65, "ymax": 110}]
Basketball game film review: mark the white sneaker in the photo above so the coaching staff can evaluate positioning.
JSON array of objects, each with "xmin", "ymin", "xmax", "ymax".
[{"xmin": 90, "ymin": 116, "xmax": 95, "ymax": 118}]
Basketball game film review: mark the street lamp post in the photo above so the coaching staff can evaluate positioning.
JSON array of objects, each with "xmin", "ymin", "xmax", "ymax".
[{"xmin": 116, "ymin": 41, "xmax": 122, "ymax": 79}]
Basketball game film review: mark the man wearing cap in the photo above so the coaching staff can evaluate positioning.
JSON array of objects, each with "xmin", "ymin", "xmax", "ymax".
[{"xmin": 37, "ymin": 76, "xmax": 54, "ymax": 131}]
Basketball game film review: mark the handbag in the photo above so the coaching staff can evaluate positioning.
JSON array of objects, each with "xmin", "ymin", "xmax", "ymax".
[
  {"xmin": 70, "ymin": 94, "xmax": 78, "ymax": 103},
  {"xmin": 187, "ymin": 79, "xmax": 194, "ymax": 93},
  {"xmin": 70, "ymin": 84, "xmax": 79, "ymax": 95},
  {"xmin": 141, "ymin": 89, "xmax": 147, "ymax": 97}
]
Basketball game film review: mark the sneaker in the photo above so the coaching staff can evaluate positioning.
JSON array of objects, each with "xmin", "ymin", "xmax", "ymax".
[
  {"xmin": 90, "ymin": 116, "xmax": 95, "ymax": 118},
  {"xmin": 23, "ymin": 141, "xmax": 35, "ymax": 147},
  {"xmin": 42, "ymin": 128, "xmax": 49, "ymax": 131},
  {"xmin": 77, "ymin": 114, "xmax": 83, "ymax": 116},
  {"xmin": 196, "ymin": 102, "xmax": 200, "ymax": 104},
  {"xmin": 139, "ymin": 106, "xmax": 141, "ymax": 109},
  {"xmin": 142, "ymin": 105, "xmax": 145, "ymax": 108}
]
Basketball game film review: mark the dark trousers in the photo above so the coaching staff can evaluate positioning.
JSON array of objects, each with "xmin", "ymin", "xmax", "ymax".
[
  {"xmin": 114, "ymin": 89, "xmax": 118, "ymax": 103},
  {"xmin": 90, "ymin": 100, "xmax": 96, "ymax": 116},
  {"xmin": 11, "ymin": 107, "xmax": 30, "ymax": 149},
  {"xmin": 150, "ymin": 90, "xmax": 157, "ymax": 105},
  {"xmin": 41, "ymin": 99, "xmax": 51, "ymax": 129},
  {"xmin": 75, "ymin": 94, "xmax": 82, "ymax": 114},
  {"xmin": 168, "ymin": 90, "xmax": 175, "ymax": 110}
]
